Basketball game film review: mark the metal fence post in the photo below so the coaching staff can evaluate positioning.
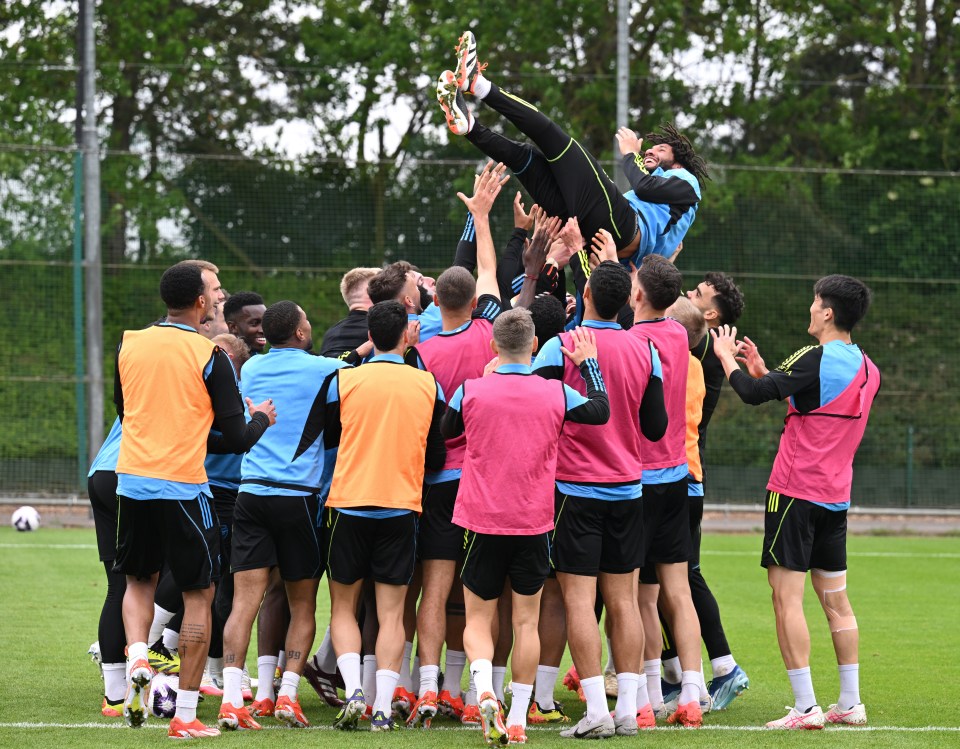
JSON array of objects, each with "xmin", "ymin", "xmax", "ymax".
[{"xmin": 906, "ymin": 425, "xmax": 914, "ymax": 507}]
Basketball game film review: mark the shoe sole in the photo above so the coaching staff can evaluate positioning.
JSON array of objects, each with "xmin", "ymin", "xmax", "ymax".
[
  {"xmin": 407, "ymin": 705, "xmax": 438, "ymax": 728},
  {"xmin": 480, "ymin": 702, "xmax": 507, "ymax": 746},
  {"xmin": 710, "ymin": 675, "xmax": 750, "ymax": 710},
  {"xmin": 766, "ymin": 722, "xmax": 825, "ymax": 730},
  {"xmin": 333, "ymin": 700, "xmax": 364, "ymax": 730},
  {"xmin": 168, "ymin": 728, "xmax": 220, "ymax": 739},
  {"xmin": 124, "ymin": 678, "xmax": 148, "ymax": 728},
  {"xmin": 559, "ymin": 725, "xmax": 616, "ymax": 739},
  {"xmin": 436, "ymin": 74, "xmax": 468, "ymax": 134},
  {"xmin": 455, "ymin": 32, "xmax": 476, "ymax": 91},
  {"xmin": 304, "ymin": 666, "xmax": 345, "ymax": 707},
  {"xmin": 275, "ymin": 708, "xmax": 308, "ymax": 728}
]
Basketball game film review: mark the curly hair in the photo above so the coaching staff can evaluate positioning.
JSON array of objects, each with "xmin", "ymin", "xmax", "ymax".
[
  {"xmin": 704, "ymin": 271, "xmax": 744, "ymax": 324},
  {"xmin": 644, "ymin": 122, "xmax": 710, "ymax": 187}
]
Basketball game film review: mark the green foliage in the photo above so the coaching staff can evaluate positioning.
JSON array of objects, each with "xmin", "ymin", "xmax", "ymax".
[{"xmin": 1, "ymin": 2, "xmax": 959, "ymax": 499}]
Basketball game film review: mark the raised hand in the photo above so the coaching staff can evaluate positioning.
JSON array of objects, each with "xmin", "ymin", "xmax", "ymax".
[
  {"xmin": 668, "ymin": 240, "xmax": 683, "ymax": 264},
  {"xmin": 559, "ymin": 216, "xmax": 585, "ymax": 254},
  {"xmin": 735, "ymin": 335, "xmax": 767, "ymax": 378},
  {"xmin": 482, "ymin": 356, "xmax": 500, "ymax": 377},
  {"xmin": 710, "ymin": 324, "xmax": 740, "ymax": 361},
  {"xmin": 524, "ymin": 215, "xmax": 563, "ymax": 276},
  {"xmin": 406, "ymin": 319, "xmax": 421, "ymax": 347},
  {"xmin": 457, "ymin": 161, "xmax": 510, "ymax": 217},
  {"xmin": 589, "ymin": 228, "xmax": 618, "ymax": 268},
  {"xmin": 513, "ymin": 191, "xmax": 537, "ymax": 231},
  {"xmin": 560, "ymin": 327, "xmax": 599, "ymax": 367},
  {"xmin": 615, "ymin": 126, "xmax": 643, "ymax": 157}
]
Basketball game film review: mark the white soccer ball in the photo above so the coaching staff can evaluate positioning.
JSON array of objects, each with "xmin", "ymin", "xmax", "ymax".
[
  {"xmin": 11, "ymin": 506, "xmax": 41, "ymax": 532},
  {"xmin": 149, "ymin": 673, "xmax": 179, "ymax": 718}
]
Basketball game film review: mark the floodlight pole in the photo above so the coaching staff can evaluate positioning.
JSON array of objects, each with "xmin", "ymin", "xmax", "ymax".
[
  {"xmin": 82, "ymin": 0, "xmax": 104, "ymax": 461},
  {"xmin": 73, "ymin": 5, "xmax": 87, "ymax": 488},
  {"xmin": 614, "ymin": 0, "xmax": 630, "ymax": 192}
]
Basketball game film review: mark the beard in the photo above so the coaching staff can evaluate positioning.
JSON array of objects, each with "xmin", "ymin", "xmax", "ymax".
[{"xmin": 418, "ymin": 285, "xmax": 433, "ymax": 311}]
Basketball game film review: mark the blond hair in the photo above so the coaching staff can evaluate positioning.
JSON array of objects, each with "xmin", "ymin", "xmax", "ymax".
[
  {"xmin": 176, "ymin": 258, "xmax": 220, "ymax": 274},
  {"xmin": 340, "ymin": 267, "xmax": 380, "ymax": 307},
  {"xmin": 493, "ymin": 308, "xmax": 535, "ymax": 356},
  {"xmin": 211, "ymin": 333, "xmax": 252, "ymax": 370},
  {"xmin": 667, "ymin": 296, "xmax": 707, "ymax": 349}
]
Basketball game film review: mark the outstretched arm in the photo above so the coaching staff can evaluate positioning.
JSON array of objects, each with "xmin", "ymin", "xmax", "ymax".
[
  {"xmin": 457, "ymin": 161, "xmax": 509, "ymax": 300},
  {"xmin": 616, "ymin": 127, "xmax": 698, "ymax": 205},
  {"xmin": 515, "ymin": 215, "xmax": 562, "ymax": 309}
]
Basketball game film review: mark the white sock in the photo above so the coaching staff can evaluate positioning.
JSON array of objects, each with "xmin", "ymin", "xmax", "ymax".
[
  {"xmin": 471, "ymin": 659, "xmax": 494, "ymax": 698},
  {"xmin": 419, "ymin": 664, "xmax": 440, "ymax": 696},
  {"xmin": 222, "ymin": 666, "xmax": 243, "ymax": 708},
  {"xmin": 103, "ymin": 662, "xmax": 127, "ymax": 702},
  {"xmin": 710, "ymin": 654, "xmax": 736, "ymax": 678},
  {"xmin": 148, "ymin": 605, "xmax": 176, "ymax": 645},
  {"xmin": 411, "ymin": 655, "xmax": 421, "ymax": 694},
  {"xmin": 362, "ymin": 655, "xmax": 378, "ymax": 707},
  {"xmin": 278, "ymin": 671, "xmax": 300, "ymax": 701},
  {"xmin": 162, "ymin": 628, "xmax": 179, "ymax": 653},
  {"xmin": 679, "ymin": 670, "xmax": 700, "ymax": 705},
  {"xmin": 398, "ymin": 641, "xmax": 414, "ymax": 690},
  {"xmin": 644, "ymin": 660, "xmax": 663, "ymax": 708},
  {"xmin": 581, "ymin": 675, "xmax": 609, "ymax": 722},
  {"xmin": 787, "ymin": 666, "xmax": 817, "ymax": 712},
  {"xmin": 127, "ymin": 642, "xmax": 149, "ymax": 671},
  {"xmin": 444, "ymin": 649, "xmax": 467, "ymax": 698},
  {"xmin": 316, "ymin": 626, "xmax": 337, "ymax": 672},
  {"xmin": 374, "ymin": 670, "xmax": 399, "ymax": 717},
  {"xmin": 465, "ymin": 671, "xmax": 478, "ymax": 705},
  {"xmin": 207, "ymin": 656, "xmax": 224, "ymax": 681},
  {"xmin": 277, "ymin": 650, "xmax": 287, "ymax": 672},
  {"xmin": 473, "ymin": 75, "xmax": 492, "ymax": 100},
  {"xmin": 175, "ymin": 688, "xmax": 199, "ymax": 723},
  {"xmin": 613, "ymin": 672, "xmax": 639, "ymax": 721},
  {"xmin": 662, "ymin": 656, "xmax": 682, "ymax": 683},
  {"xmin": 838, "ymin": 664, "xmax": 860, "ymax": 710},
  {"xmin": 604, "ymin": 637, "xmax": 616, "ymax": 674},
  {"xmin": 337, "ymin": 653, "xmax": 362, "ymax": 696},
  {"xmin": 492, "ymin": 666, "xmax": 507, "ymax": 702},
  {"xmin": 636, "ymin": 673, "xmax": 650, "ymax": 709},
  {"xmin": 507, "ymin": 682, "xmax": 533, "ymax": 728},
  {"xmin": 534, "ymin": 665, "xmax": 559, "ymax": 710},
  {"xmin": 698, "ymin": 661, "xmax": 709, "ymax": 702},
  {"xmin": 255, "ymin": 655, "xmax": 278, "ymax": 701}
]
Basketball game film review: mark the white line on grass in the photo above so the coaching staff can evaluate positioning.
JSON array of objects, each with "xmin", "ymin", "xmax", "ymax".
[
  {"xmin": 702, "ymin": 550, "xmax": 960, "ymax": 560},
  {"xmin": 0, "ymin": 543, "xmax": 97, "ymax": 549},
  {"xmin": 0, "ymin": 722, "xmax": 957, "ymax": 732}
]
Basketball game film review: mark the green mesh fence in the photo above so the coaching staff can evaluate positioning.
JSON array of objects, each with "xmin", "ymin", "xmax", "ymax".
[{"xmin": 1, "ymin": 149, "xmax": 957, "ymax": 505}]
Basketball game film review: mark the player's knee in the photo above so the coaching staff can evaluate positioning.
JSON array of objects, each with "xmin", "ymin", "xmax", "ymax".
[{"xmin": 812, "ymin": 569, "xmax": 856, "ymax": 632}]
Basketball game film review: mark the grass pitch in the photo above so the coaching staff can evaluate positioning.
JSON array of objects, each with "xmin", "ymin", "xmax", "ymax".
[{"xmin": 0, "ymin": 528, "xmax": 957, "ymax": 748}]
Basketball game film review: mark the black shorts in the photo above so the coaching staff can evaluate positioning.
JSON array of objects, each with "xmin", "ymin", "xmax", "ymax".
[
  {"xmin": 420, "ymin": 480, "xmax": 462, "ymax": 562},
  {"xmin": 324, "ymin": 508, "xmax": 417, "ymax": 586},
  {"xmin": 88, "ymin": 470, "xmax": 119, "ymax": 562},
  {"xmin": 114, "ymin": 494, "xmax": 221, "ymax": 591},
  {"xmin": 761, "ymin": 492, "xmax": 847, "ymax": 573},
  {"xmin": 461, "ymin": 531, "xmax": 551, "ymax": 600},
  {"xmin": 231, "ymin": 492, "xmax": 324, "ymax": 581},
  {"xmin": 552, "ymin": 490, "xmax": 644, "ymax": 576},
  {"xmin": 211, "ymin": 484, "xmax": 238, "ymax": 571},
  {"xmin": 641, "ymin": 479, "xmax": 692, "ymax": 568}
]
